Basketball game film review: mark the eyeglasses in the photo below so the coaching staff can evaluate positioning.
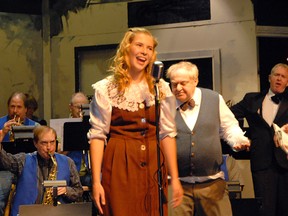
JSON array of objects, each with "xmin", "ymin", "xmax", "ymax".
[
  {"xmin": 39, "ymin": 140, "xmax": 56, "ymax": 146},
  {"xmin": 71, "ymin": 105, "xmax": 82, "ymax": 110}
]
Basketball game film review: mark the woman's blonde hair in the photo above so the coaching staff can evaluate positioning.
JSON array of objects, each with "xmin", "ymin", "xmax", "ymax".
[{"xmin": 109, "ymin": 27, "xmax": 158, "ymax": 93}]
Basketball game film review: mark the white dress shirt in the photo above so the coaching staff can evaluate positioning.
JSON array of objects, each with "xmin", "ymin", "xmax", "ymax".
[
  {"xmin": 177, "ymin": 87, "xmax": 248, "ymax": 183},
  {"xmin": 262, "ymin": 90, "xmax": 280, "ymax": 126}
]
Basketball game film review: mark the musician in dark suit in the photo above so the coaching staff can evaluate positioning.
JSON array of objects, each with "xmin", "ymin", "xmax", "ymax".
[{"xmin": 231, "ymin": 63, "xmax": 288, "ymax": 216}]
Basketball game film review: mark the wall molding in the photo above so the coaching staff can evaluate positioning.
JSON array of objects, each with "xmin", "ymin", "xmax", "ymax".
[{"xmin": 256, "ymin": 25, "xmax": 288, "ymax": 38}]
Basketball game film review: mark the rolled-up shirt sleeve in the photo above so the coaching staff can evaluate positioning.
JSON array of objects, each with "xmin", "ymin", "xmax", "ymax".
[
  {"xmin": 159, "ymin": 80, "xmax": 177, "ymax": 139},
  {"xmin": 218, "ymin": 95, "xmax": 248, "ymax": 148}
]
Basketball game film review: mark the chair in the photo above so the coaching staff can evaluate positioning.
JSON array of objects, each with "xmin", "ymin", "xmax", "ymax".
[{"xmin": 221, "ymin": 154, "xmax": 243, "ymax": 199}]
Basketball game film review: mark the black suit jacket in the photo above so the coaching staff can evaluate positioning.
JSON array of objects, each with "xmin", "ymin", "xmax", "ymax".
[{"xmin": 231, "ymin": 90, "xmax": 288, "ymax": 172}]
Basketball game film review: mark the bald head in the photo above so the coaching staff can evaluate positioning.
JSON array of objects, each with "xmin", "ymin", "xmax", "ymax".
[{"xmin": 69, "ymin": 92, "xmax": 89, "ymax": 118}]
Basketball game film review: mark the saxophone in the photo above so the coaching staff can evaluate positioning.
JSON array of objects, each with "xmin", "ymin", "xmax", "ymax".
[{"xmin": 43, "ymin": 152, "xmax": 58, "ymax": 205}]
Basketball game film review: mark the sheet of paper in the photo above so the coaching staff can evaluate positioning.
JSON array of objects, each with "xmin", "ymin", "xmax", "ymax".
[
  {"xmin": 272, "ymin": 123, "xmax": 288, "ymax": 154},
  {"xmin": 50, "ymin": 118, "xmax": 82, "ymax": 151}
]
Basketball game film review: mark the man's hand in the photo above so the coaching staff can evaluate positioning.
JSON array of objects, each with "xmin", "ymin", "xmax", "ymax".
[
  {"xmin": 281, "ymin": 124, "xmax": 288, "ymax": 134},
  {"xmin": 57, "ymin": 186, "xmax": 67, "ymax": 196},
  {"xmin": 274, "ymin": 132, "xmax": 281, "ymax": 148},
  {"xmin": 273, "ymin": 124, "xmax": 288, "ymax": 155},
  {"xmin": 233, "ymin": 139, "xmax": 250, "ymax": 151},
  {"xmin": 2, "ymin": 119, "xmax": 21, "ymax": 136}
]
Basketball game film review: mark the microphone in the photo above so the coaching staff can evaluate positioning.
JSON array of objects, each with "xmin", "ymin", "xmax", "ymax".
[{"xmin": 152, "ymin": 61, "xmax": 164, "ymax": 83}]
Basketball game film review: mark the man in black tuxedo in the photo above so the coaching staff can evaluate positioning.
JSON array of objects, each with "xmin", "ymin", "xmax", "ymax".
[{"xmin": 231, "ymin": 63, "xmax": 288, "ymax": 216}]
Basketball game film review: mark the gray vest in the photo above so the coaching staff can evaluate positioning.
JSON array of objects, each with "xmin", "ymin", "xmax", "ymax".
[{"xmin": 175, "ymin": 88, "xmax": 222, "ymax": 177}]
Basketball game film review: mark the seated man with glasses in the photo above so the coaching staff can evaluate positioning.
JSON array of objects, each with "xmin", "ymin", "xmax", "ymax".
[
  {"xmin": 0, "ymin": 125, "xmax": 83, "ymax": 216},
  {"xmin": 65, "ymin": 92, "xmax": 91, "ymax": 188}
]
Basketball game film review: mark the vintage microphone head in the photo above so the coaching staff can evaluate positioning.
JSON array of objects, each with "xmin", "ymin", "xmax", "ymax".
[{"xmin": 152, "ymin": 61, "xmax": 164, "ymax": 83}]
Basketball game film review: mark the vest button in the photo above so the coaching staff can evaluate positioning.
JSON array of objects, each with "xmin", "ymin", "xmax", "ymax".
[
  {"xmin": 139, "ymin": 103, "xmax": 145, "ymax": 109},
  {"xmin": 140, "ymin": 162, "xmax": 146, "ymax": 167},
  {"xmin": 191, "ymin": 152, "xmax": 195, "ymax": 157},
  {"xmin": 191, "ymin": 131, "xmax": 195, "ymax": 135},
  {"xmin": 140, "ymin": 145, "xmax": 146, "ymax": 151},
  {"xmin": 191, "ymin": 142, "xmax": 195, "ymax": 147}
]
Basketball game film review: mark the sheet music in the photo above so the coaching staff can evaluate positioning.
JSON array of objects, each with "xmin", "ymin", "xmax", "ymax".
[
  {"xmin": 49, "ymin": 118, "xmax": 82, "ymax": 151},
  {"xmin": 272, "ymin": 123, "xmax": 288, "ymax": 154}
]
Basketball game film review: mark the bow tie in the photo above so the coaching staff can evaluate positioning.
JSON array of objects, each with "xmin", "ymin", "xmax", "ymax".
[
  {"xmin": 180, "ymin": 98, "xmax": 195, "ymax": 111},
  {"xmin": 271, "ymin": 93, "xmax": 283, "ymax": 104}
]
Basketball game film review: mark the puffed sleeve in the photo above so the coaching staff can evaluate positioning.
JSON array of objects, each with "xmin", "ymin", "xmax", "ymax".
[
  {"xmin": 87, "ymin": 78, "xmax": 112, "ymax": 141},
  {"xmin": 159, "ymin": 79, "xmax": 177, "ymax": 139}
]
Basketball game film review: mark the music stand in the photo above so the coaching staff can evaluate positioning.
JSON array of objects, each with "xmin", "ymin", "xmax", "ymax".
[
  {"xmin": 63, "ymin": 120, "xmax": 91, "ymax": 174},
  {"xmin": 43, "ymin": 180, "xmax": 67, "ymax": 206},
  {"xmin": 1, "ymin": 125, "xmax": 36, "ymax": 154},
  {"xmin": 63, "ymin": 121, "xmax": 90, "ymax": 151},
  {"xmin": 80, "ymin": 104, "xmax": 90, "ymax": 121},
  {"xmin": 19, "ymin": 202, "xmax": 92, "ymax": 216}
]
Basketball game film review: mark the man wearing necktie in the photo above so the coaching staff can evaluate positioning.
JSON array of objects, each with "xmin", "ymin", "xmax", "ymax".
[
  {"xmin": 231, "ymin": 63, "xmax": 288, "ymax": 216},
  {"xmin": 166, "ymin": 61, "xmax": 250, "ymax": 216}
]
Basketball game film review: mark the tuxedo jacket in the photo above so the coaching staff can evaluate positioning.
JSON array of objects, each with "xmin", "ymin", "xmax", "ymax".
[{"xmin": 231, "ymin": 90, "xmax": 288, "ymax": 172}]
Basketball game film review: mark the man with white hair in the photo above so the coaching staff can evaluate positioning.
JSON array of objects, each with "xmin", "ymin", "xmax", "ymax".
[{"xmin": 166, "ymin": 61, "xmax": 250, "ymax": 216}]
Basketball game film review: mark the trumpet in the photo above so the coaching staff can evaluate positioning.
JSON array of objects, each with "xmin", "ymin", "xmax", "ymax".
[{"xmin": 9, "ymin": 115, "xmax": 22, "ymax": 142}]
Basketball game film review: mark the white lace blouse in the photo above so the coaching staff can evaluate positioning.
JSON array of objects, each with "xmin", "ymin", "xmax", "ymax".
[{"xmin": 88, "ymin": 76, "xmax": 177, "ymax": 141}]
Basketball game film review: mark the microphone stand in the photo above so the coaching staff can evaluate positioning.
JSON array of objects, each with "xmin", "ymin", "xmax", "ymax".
[{"xmin": 154, "ymin": 80, "xmax": 164, "ymax": 216}]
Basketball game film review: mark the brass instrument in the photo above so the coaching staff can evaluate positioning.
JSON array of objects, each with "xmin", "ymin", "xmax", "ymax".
[
  {"xmin": 9, "ymin": 115, "xmax": 21, "ymax": 142},
  {"xmin": 9, "ymin": 130, "xmax": 14, "ymax": 142},
  {"xmin": 79, "ymin": 106, "xmax": 84, "ymax": 119},
  {"xmin": 43, "ymin": 152, "xmax": 58, "ymax": 205}
]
